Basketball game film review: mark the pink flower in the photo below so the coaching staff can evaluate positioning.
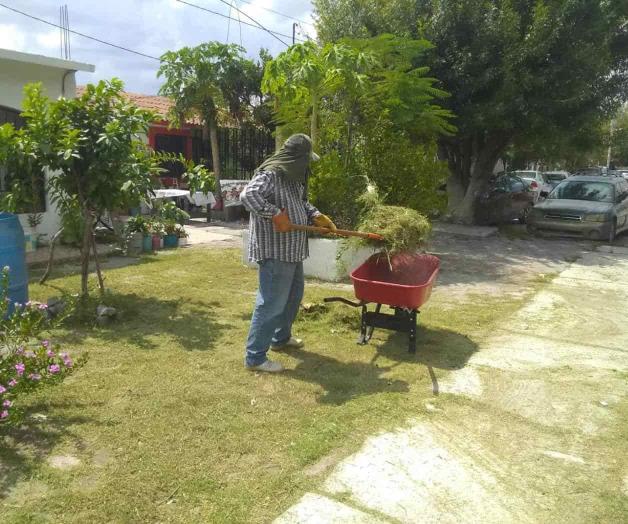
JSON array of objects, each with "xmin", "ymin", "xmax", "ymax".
[
  {"xmin": 60, "ymin": 352, "xmax": 68, "ymax": 359},
  {"xmin": 63, "ymin": 358, "xmax": 73, "ymax": 368},
  {"xmin": 38, "ymin": 304, "xmax": 48, "ymax": 311},
  {"xmin": 46, "ymin": 350, "xmax": 55, "ymax": 358},
  {"xmin": 48, "ymin": 364, "xmax": 60, "ymax": 374},
  {"xmin": 28, "ymin": 373, "xmax": 41, "ymax": 381},
  {"xmin": 15, "ymin": 363, "xmax": 25, "ymax": 376},
  {"xmin": 2, "ymin": 400, "xmax": 12, "ymax": 408},
  {"xmin": 0, "ymin": 410, "xmax": 8, "ymax": 419},
  {"xmin": 16, "ymin": 347, "xmax": 24, "ymax": 355},
  {"xmin": 41, "ymin": 340, "xmax": 50, "ymax": 348},
  {"xmin": 0, "ymin": 385, "xmax": 6, "ymax": 394},
  {"xmin": 8, "ymin": 379, "xmax": 17, "ymax": 387}
]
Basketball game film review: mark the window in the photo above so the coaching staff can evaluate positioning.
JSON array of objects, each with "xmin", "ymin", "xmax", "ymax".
[
  {"xmin": 508, "ymin": 177, "xmax": 526, "ymax": 193},
  {"xmin": 154, "ymin": 134, "xmax": 187, "ymax": 178},
  {"xmin": 0, "ymin": 106, "xmax": 46, "ymax": 213},
  {"xmin": 551, "ymin": 181, "xmax": 615, "ymax": 203}
]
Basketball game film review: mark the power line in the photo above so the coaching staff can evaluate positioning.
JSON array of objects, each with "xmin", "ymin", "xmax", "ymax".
[
  {"xmin": 235, "ymin": 0, "xmax": 315, "ymax": 28},
  {"xmin": 0, "ymin": 2, "xmax": 161, "ymax": 61},
  {"xmin": 212, "ymin": 0, "xmax": 288, "ymax": 46},
  {"xmin": 175, "ymin": 0, "xmax": 304, "ymax": 45}
]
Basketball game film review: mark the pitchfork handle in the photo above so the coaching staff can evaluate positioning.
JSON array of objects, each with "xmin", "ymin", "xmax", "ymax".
[{"xmin": 289, "ymin": 224, "xmax": 384, "ymax": 241}]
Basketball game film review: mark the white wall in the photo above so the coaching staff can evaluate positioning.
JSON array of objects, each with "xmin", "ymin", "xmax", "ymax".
[
  {"xmin": 242, "ymin": 231, "xmax": 377, "ymax": 282},
  {"xmin": 0, "ymin": 59, "xmax": 77, "ymax": 243}
]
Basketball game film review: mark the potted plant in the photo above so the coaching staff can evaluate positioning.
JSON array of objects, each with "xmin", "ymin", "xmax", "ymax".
[
  {"xmin": 175, "ymin": 224, "xmax": 189, "ymax": 247},
  {"xmin": 124, "ymin": 215, "xmax": 148, "ymax": 255},
  {"xmin": 163, "ymin": 220, "xmax": 178, "ymax": 248},
  {"xmin": 149, "ymin": 218, "xmax": 164, "ymax": 251},
  {"xmin": 24, "ymin": 213, "xmax": 42, "ymax": 253}
]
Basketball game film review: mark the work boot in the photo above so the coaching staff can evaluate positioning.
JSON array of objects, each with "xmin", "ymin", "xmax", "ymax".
[
  {"xmin": 271, "ymin": 337, "xmax": 304, "ymax": 351},
  {"xmin": 246, "ymin": 360, "xmax": 284, "ymax": 373}
]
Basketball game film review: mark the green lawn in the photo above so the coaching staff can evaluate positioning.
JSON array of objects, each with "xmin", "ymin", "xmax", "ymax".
[{"xmin": 0, "ymin": 248, "xmax": 526, "ymax": 523}]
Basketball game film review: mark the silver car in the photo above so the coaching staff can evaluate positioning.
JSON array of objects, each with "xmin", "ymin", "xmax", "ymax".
[
  {"xmin": 510, "ymin": 170, "xmax": 553, "ymax": 200},
  {"xmin": 527, "ymin": 176, "xmax": 628, "ymax": 242}
]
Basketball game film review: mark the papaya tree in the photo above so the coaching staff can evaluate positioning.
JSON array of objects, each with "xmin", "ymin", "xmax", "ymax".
[{"xmin": 158, "ymin": 43, "xmax": 258, "ymax": 206}]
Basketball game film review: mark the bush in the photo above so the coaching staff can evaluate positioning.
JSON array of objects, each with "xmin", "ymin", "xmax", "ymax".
[
  {"xmin": 159, "ymin": 201, "xmax": 190, "ymax": 225},
  {"xmin": 0, "ymin": 267, "xmax": 82, "ymax": 425}
]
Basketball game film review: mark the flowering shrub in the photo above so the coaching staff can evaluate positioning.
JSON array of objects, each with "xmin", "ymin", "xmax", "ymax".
[{"xmin": 0, "ymin": 266, "xmax": 82, "ymax": 424}]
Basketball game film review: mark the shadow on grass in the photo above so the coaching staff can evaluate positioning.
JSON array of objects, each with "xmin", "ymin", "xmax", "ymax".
[
  {"xmin": 0, "ymin": 400, "xmax": 103, "ymax": 497},
  {"xmin": 59, "ymin": 294, "xmax": 226, "ymax": 352},
  {"xmin": 284, "ymin": 327, "xmax": 476, "ymax": 405}
]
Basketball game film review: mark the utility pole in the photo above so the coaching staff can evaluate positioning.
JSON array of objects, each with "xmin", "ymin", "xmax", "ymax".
[
  {"xmin": 607, "ymin": 119, "xmax": 615, "ymax": 170},
  {"xmin": 292, "ymin": 22, "xmax": 297, "ymax": 45}
]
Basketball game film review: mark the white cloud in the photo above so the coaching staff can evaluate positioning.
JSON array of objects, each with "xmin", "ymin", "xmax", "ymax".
[
  {"xmin": 35, "ymin": 29, "xmax": 60, "ymax": 50},
  {"xmin": 0, "ymin": 24, "xmax": 26, "ymax": 51},
  {"xmin": 0, "ymin": 0, "xmax": 315, "ymax": 93}
]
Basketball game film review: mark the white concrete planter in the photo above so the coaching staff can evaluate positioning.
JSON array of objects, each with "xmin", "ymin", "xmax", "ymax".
[{"xmin": 242, "ymin": 230, "xmax": 377, "ymax": 282}]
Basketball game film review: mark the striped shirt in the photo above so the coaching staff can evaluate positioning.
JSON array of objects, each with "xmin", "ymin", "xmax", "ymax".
[{"xmin": 240, "ymin": 170, "xmax": 320, "ymax": 263}]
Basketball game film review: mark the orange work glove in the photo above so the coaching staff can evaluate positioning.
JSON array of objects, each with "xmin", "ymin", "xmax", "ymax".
[
  {"xmin": 272, "ymin": 209, "xmax": 292, "ymax": 233},
  {"xmin": 313, "ymin": 214, "xmax": 337, "ymax": 234}
]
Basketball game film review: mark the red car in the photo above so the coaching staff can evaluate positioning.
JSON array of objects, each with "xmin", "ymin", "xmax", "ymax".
[{"xmin": 476, "ymin": 175, "xmax": 537, "ymax": 225}]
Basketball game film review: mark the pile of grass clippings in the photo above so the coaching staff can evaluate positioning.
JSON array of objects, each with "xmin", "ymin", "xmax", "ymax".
[{"xmin": 355, "ymin": 184, "xmax": 432, "ymax": 254}]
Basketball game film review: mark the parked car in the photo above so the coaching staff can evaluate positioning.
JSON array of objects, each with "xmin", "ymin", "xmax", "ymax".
[
  {"xmin": 510, "ymin": 170, "xmax": 553, "ymax": 199},
  {"xmin": 616, "ymin": 167, "xmax": 628, "ymax": 180},
  {"xmin": 476, "ymin": 175, "xmax": 536, "ymax": 225},
  {"xmin": 572, "ymin": 166, "xmax": 611, "ymax": 177},
  {"xmin": 527, "ymin": 176, "xmax": 628, "ymax": 241},
  {"xmin": 543, "ymin": 171, "xmax": 570, "ymax": 191}
]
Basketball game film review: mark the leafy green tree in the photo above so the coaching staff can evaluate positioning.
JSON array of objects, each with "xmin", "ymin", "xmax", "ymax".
[
  {"xmin": 262, "ymin": 41, "xmax": 329, "ymax": 149},
  {"xmin": 263, "ymin": 36, "xmax": 453, "ymax": 226},
  {"xmin": 610, "ymin": 105, "xmax": 628, "ymax": 167},
  {"xmin": 0, "ymin": 80, "xmax": 160, "ymax": 296},
  {"xmin": 315, "ymin": 0, "xmax": 628, "ymax": 223},
  {"xmin": 158, "ymin": 42, "xmax": 258, "ymax": 205}
]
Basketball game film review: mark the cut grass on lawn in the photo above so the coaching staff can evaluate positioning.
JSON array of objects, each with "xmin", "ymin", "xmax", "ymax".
[{"xmin": 1, "ymin": 248, "xmax": 529, "ymax": 523}]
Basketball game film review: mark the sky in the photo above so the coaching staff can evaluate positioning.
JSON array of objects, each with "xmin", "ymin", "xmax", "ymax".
[{"xmin": 0, "ymin": 0, "xmax": 316, "ymax": 93}]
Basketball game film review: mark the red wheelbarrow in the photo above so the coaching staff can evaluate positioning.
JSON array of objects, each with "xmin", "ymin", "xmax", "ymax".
[{"xmin": 325, "ymin": 253, "xmax": 440, "ymax": 353}]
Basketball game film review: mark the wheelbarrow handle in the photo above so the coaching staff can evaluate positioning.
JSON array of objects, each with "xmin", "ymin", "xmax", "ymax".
[{"xmin": 289, "ymin": 224, "xmax": 384, "ymax": 241}]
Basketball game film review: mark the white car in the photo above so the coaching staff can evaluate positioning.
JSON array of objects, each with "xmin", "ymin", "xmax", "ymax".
[{"xmin": 510, "ymin": 170, "xmax": 553, "ymax": 200}]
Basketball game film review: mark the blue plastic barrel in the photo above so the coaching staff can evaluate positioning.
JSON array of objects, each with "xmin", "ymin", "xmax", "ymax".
[{"xmin": 0, "ymin": 212, "xmax": 29, "ymax": 310}]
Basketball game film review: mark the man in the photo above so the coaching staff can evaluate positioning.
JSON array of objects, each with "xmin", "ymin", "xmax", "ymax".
[{"xmin": 240, "ymin": 134, "xmax": 336, "ymax": 373}]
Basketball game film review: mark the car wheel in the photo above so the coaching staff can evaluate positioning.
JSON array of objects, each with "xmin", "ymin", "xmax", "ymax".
[
  {"xmin": 609, "ymin": 219, "xmax": 617, "ymax": 244},
  {"xmin": 519, "ymin": 204, "xmax": 532, "ymax": 224}
]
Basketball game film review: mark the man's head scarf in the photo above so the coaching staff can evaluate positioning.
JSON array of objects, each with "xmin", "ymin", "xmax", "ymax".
[{"xmin": 255, "ymin": 134, "xmax": 319, "ymax": 183}]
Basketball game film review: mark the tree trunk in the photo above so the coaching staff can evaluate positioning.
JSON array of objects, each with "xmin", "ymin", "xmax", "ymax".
[
  {"xmin": 90, "ymin": 231, "xmax": 105, "ymax": 296},
  {"xmin": 39, "ymin": 227, "xmax": 64, "ymax": 284},
  {"xmin": 310, "ymin": 92, "xmax": 320, "ymax": 150},
  {"xmin": 80, "ymin": 209, "xmax": 94, "ymax": 297},
  {"xmin": 443, "ymin": 133, "xmax": 512, "ymax": 224},
  {"xmin": 206, "ymin": 117, "xmax": 223, "ymax": 208}
]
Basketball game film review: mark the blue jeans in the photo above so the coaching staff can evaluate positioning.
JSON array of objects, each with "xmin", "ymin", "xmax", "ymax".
[{"xmin": 245, "ymin": 259, "xmax": 304, "ymax": 367}]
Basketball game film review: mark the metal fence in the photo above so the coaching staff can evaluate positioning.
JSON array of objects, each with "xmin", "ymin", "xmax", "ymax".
[{"xmin": 192, "ymin": 127, "xmax": 275, "ymax": 180}]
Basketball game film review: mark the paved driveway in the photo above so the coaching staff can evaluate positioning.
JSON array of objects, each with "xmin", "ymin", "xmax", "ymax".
[{"xmin": 276, "ymin": 249, "xmax": 628, "ymax": 523}]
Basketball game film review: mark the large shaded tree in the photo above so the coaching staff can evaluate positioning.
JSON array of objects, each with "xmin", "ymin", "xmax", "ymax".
[
  {"xmin": 315, "ymin": 0, "xmax": 628, "ymax": 223},
  {"xmin": 158, "ymin": 42, "xmax": 258, "ymax": 206}
]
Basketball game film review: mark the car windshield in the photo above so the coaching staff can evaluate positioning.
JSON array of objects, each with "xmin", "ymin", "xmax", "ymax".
[
  {"xmin": 550, "ymin": 181, "xmax": 614, "ymax": 202},
  {"xmin": 512, "ymin": 171, "xmax": 536, "ymax": 179},
  {"xmin": 546, "ymin": 173, "xmax": 566, "ymax": 182}
]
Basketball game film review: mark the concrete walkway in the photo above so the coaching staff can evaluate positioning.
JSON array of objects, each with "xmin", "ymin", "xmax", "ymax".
[
  {"xmin": 185, "ymin": 219, "xmax": 245, "ymax": 247},
  {"xmin": 275, "ymin": 250, "xmax": 628, "ymax": 523}
]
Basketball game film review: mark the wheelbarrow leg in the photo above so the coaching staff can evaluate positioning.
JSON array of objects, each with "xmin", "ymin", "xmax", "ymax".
[
  {"xmin": 358, "ymin": 304, "xmax": 380, "ymax": 345},
  {"xmin": 358, "ymin": 305, "xmax": 369, "ymax": 345},
  {"xmin": 408, "ymin": 310, "xmax": 418, "ymax": 354}
]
